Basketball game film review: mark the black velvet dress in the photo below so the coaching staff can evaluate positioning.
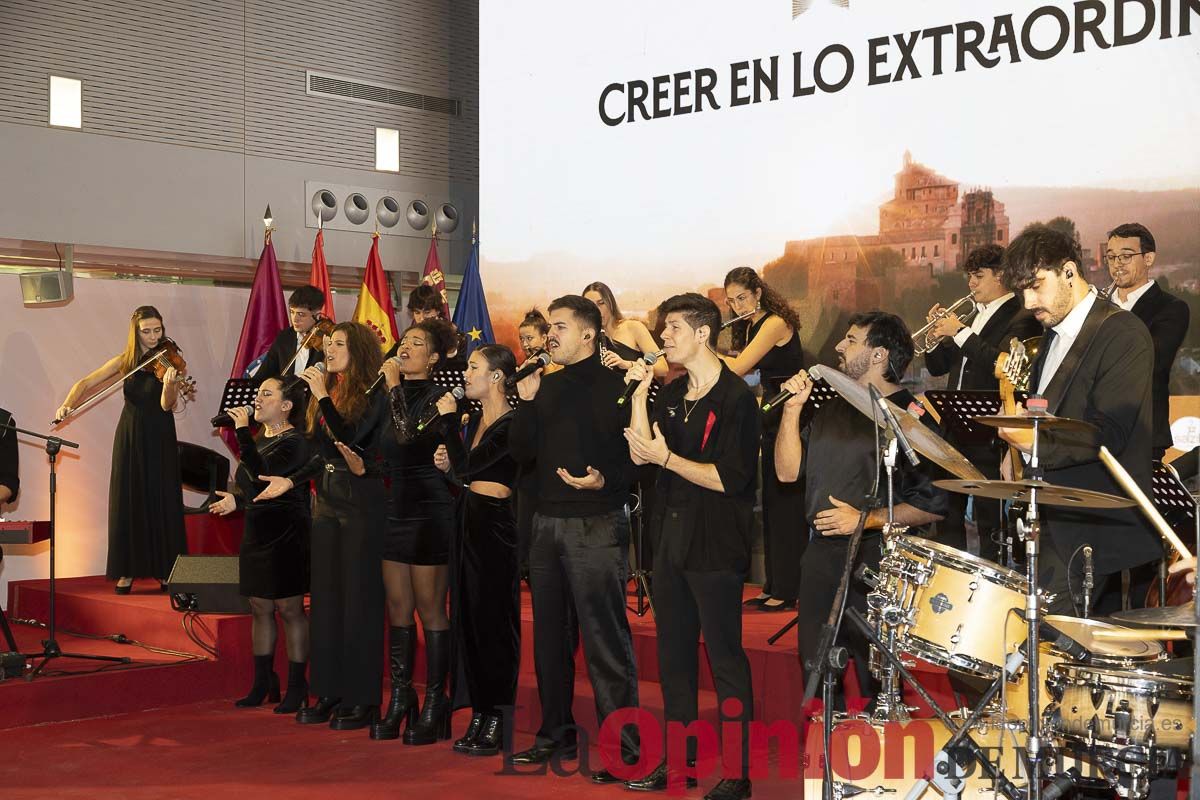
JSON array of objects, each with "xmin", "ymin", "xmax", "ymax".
[
  {"xmin": 382, "ymin": 380, "xmax": 456, "ymax": 565},
  {"xmin": 232, "ymin": 427, "xmax": 311, "ymax": 599},
  {"xmin": 443, "ymin": 409, "xmax": 520, "ymax": 717},
  {"xmin": 106, "ymin": 370, "xmax": 188, "ymax": 580}
]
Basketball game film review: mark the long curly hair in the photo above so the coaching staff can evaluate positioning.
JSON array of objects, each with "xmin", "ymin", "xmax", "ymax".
[
  {"xmin": 723, "ymin": 266, "xmax": 801, "ymax": 350},
  {"xmin": 306, "ymin": 322, "xmax": 384, "ymax": 434}
]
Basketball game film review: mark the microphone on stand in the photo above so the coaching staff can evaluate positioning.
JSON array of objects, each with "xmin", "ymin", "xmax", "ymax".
[
  {"xmin": 1082, "ymin": 545, "xmax": 1094, "ymax": 618},
  {"xmin": 505, "ymin": 351, "xmax": 552, "ymax": 389},
  {"xmin": 869, "ymin": 384, "xmax": 919, "ymax": 467},
  {"xmin": 616, "ymin": 350, "xmax": 665, "ymax": 406},
  {"xmin": 211, "ymin": 405, "xmax": 255, "ymax": 428},
  {"xmin": 416, "ymin": 386, "xmax": 465, "ymax": 432}
]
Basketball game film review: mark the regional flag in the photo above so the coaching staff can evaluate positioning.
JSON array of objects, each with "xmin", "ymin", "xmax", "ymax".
[
  {"xmin": 421, "ymin": 230, "xmax": 451, "ymax": 319},
  {"xmin": 308, "ymin": 229, "xmax": 336, "ymax": 321},
  {"xmin": 451, "ymin": 231, "xmax": 493, "ymax": 359},
  {"xmin": 351, "ymin": 233, "xmax": 400, "ymax": 352}
]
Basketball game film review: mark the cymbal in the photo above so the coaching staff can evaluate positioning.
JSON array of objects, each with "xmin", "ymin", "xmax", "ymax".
[
  {"xmin": 933, "ymin": 478, "xmax": 1136, "ymax": 509},
  {"xmin": 973, "ymin": 414, "xmax": 1098, "ymax": 434},
  {"xmin": 808, "ymin": 365, "xmax": 985, "ymax": 481},
  {"xmin": 1110, "ymin": 601, "xmax": 1197, "ymax": 629}
]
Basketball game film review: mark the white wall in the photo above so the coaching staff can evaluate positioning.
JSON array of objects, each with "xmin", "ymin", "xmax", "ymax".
[{"xmin": 0, "ymin": 274, "xmax": 362, "ymax": 604}]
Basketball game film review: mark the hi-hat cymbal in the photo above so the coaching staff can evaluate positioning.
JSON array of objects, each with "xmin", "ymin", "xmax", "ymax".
[
  {"xmin": 973, "ymin": 414, "xmax": 1098, "ymax": 434},
  {"xmin": 808, "ymin": 365, "xmax": 984, "ymax": 481},
  {"xmin": 933, "ymin": 478, "xmax": 1136, "ymax": 509},
  {"xmin": 1110, "ymin": 601, "xmax": 1196, "ymax": 629}
]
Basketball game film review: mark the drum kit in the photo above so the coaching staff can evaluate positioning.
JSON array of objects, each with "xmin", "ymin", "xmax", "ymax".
[{"xmin": 806, "ymin": 366, "xmax": 1197, "ymax": 800}]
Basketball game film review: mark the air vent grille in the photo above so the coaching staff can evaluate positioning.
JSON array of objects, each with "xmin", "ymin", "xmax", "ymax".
[{"xmin": 307, "ymin": 71, "xmax": 459, "ymax": 116}]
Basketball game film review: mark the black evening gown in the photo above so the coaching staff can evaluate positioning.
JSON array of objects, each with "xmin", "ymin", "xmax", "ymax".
[
  {"xmin": 382, "ymin": 380, "xmax": 456, "ymax": 565},
  {"xmin": 106, "ymin": 370, "xmax": 188, "ymax": 580},
  {"xmin": 233, "ymin": 427, "xmax": 311, "ymax": 599}
]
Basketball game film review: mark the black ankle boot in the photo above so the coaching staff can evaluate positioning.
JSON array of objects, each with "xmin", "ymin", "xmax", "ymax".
[
  {"xmin": 453, "ymin": 712, "xmax": 485, "ymax": 753},
  {"xmin": 234, "ymin": 654, "xmax": 280, "ymax": 708},
  {"xmin": 274, "ymin": 661, "xmax": 309, "ymax": 714},
  {"xmin": 330, "ymin": 704, "xmax": 379, "ymax": 731},
  {"xmin": 464, "ymin": 714, "xmax": 503, "ymax": 756},
  {"xmin": 403, "ymin": 629, "xmax": 451, "ymax": 745},
  {"xmin": 370, "ymin": 625, "xmax": 418, "ymax": 740},
  {"xmin": 296, "ymin": 696, "xmax": 340, "ymax": 724}
]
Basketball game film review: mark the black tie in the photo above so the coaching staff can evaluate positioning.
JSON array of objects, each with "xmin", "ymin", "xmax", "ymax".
[{"xmin": 1027, "ymin": 328, "xmax": 1058, "ymax": 395}]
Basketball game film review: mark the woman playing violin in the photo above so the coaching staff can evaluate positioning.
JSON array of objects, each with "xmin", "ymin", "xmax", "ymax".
[{"xmin": 54, "ymin": 305, "xmax": 190, "ymax": 594}]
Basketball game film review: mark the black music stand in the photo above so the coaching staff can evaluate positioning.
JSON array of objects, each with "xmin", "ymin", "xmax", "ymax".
[
  {"xmin": 765, "ymin": 380, "xmax": 840, "ymax": 646},
  {"xmin": 1150, "ymin": 461, "xmax": 1196, "ymax": 605},
  {"xmin": 215, "ymin": 378, "xmax": 258, "ymax": 420}
]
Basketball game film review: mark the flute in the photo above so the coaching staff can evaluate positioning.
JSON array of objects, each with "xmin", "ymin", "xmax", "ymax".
[{"xmin": 720, "ymin": 309, "xmax": 756, "ymax": 330}]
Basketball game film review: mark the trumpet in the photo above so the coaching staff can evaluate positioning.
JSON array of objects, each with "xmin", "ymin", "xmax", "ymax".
[
  {"xmin": 720, "ymin": 309, "xmax": 757, "ymax": 330},
  {"xmin": 912, "ymin": 294, "xmax": 978, "ymax": 355}
]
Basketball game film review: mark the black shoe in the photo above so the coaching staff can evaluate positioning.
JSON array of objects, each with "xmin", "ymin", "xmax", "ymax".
[
  {"xmin": 508, "ymin": 742, "xmax": 578, "ymax": 765},
  {"xmin": 274, "ymin": 661, "xmax": 309, "ymax": 714},
  {"xmin": 114, "ymin": 580, "xmax": 132, "ymax": 595},
  {"xmin": 296, "ymin": 696, "xmax": 340, "ymax": 724},
  {"xmin": 330, "ymin": 704, "xmax": 378, "ymax": 731},
  {"xmin": 625, "ymin": 761, "xmax": 698, "ymax": 792},
  {"xmin": 464, "ymin": 715, "xmax": 502, "ymax": 757},
  {"xmin": 234, "ymin": 654, "xmax": 280, "ymax": 707},
  {"xmin": 403, "ymin": 629, "xmax": 452, "ymax": 745},
  {"xmin": 371, "ymin": 626, "xmax": 419, "ymax": 741},
  {"xmin": 591, "ymin": 769, "xmax": 622, "ymax": 785},
  {"xmin": 757, "ymin": 599, "xmax": 795, "ymax": 613},
  {"xmin": 704, "ymin": 779, "xmax": 752, "ymax": 800},
  {"xmin": 454, "ymin": 712, "xmax": 485, "ymax": 753},
  {"xmin": 741, "ymin": 595, "xmax": 768, "ymax": 607}
]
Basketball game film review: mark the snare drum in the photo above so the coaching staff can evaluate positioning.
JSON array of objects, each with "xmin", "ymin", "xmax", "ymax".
[
  {"xmin": 886, "ymin": 536, "xmax": 1029, "ymax": 678},
  {"xmin": 1001, "ymin": 617, "xmax": 1164, "ymax": 723}
]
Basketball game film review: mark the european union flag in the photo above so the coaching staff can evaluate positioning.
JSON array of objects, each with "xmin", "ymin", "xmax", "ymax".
[{"xmin": 451, "ymin": 233, "xmax": 494, "ymax": 359}]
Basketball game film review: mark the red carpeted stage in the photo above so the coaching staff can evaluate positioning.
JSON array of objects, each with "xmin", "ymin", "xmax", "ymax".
[{"xmin": 0, "ymin": 576, "xmax": 963, "ymax": 799}]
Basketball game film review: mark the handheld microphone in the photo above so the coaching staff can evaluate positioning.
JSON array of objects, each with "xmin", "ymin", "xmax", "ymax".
[
  {"xmin": 211, "ymin": 405, "xmax": 255, "ymax": 428},
  {"xmin": 616, "ymin": 350, "xmax": 665, "ymax": 406},
  {"xmin": 1082, "ymin": 545, "xmax": 1095, "ymax": 616},
  {"xmin": 870, "ymin": 385, "xmax": 919, "ymax": 467},
  {"xmin": 505, "ymin": 351, "xmax": 552, "ymax": 389},
  {"xmin": 761, "ymin": 386, "xmax": 794, "ymax": 414},
  {"xmin": 416, "ymin": 386, "xmax": 465, "ymax": 432}
]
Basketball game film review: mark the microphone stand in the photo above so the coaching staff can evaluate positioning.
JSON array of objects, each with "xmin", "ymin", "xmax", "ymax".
[{"xmin": 0, "ymin": 419, "xmax": 130, "ymax": 679}]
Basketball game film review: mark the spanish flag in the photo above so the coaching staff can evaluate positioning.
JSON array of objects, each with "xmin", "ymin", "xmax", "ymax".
[{"xmin": 351, "ymin": 233, "xmax": 399, "ymax": 352}]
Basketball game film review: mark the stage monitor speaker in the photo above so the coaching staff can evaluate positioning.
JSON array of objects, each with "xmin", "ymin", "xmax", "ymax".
[
  {"xmin": 19, "ymin": 270, "xmax": 73, "ymax": 306},
  {"xmin": 167, "ymin": 555, "xmax": 249, "ymax": 614}
]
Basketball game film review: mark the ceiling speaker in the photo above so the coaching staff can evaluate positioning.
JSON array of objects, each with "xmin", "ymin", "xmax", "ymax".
[
  {"xmin": 376, "ymin": 196, "xmax": 400, "ymax": 229},
  {"xmin": 406, "ymin": 200, "xmax": 430, "ymax": 231},
  {"xmin": 344, "ymin": 193, "xmax": 370, "ymax": 225}
]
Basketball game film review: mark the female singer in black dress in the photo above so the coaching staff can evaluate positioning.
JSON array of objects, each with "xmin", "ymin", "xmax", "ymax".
[
  {"xmin": 722, "ymin": 267, "xmax": 806, "ymax": 613},
  {"xmin": 431, "ymin": 344, "xmax": 521, "ymax": 756},
  {"xmin": 55, "ymin": 306, "xmax": 188, "ymax": 594},
  {"xmin": 256, "ymin": 322, "xmax": 388, "ymax": 730},
  {"xmin": 370, "ymin": 318, "xmax": 459, "ymax": 744},
  {"xmin": 583, "ymin": 281, "xmax": 667, "ymax": 376},
  {"xmin": 209, "ymin": 376, "xmax": 312, "ymax": 713}
]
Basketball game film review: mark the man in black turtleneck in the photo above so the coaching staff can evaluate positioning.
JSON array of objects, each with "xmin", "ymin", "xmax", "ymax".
[{"xmin": 508, "ymin": 294, "xmax": 639, "ymax": 775}]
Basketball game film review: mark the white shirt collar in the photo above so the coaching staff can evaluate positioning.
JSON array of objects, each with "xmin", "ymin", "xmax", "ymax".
[
  {"xmin": 1114, "ymin": 280, "xmax": 1154, "ymax": 311},
  {"xmin": 977, "ymin": 292, "xmax": 1014, "ymax": 315},
  {"xmin": 1051, "ymin": 290, "xmax": 1097, "ymax": 340}
]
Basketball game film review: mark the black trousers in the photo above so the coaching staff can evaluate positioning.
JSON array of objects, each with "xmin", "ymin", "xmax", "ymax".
[
  {"xmin": 760, "ymin": 428, "xmax": 806, "ymax": 602},
  {"xmin": 653, "ymin": 510, "xmax": 753, "ymax": 772},
  {"xmin": 796, "ymin": 534, "xmax": 883, "ymax": 701},
  {"xmin": 529, "ymin": 509, "xmax": 639, "ymax": 754},
  {"xmin": 458, "ymin": 492, "xmax": 521, "ymax": 716},
  {"xmin": 309, "ymin": 470, "xmax": 386, "ymax": 706}
]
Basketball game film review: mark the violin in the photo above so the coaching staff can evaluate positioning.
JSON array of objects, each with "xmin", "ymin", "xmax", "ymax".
[
  {"xmin": 143, "ymin": 338, "xmax": 198, "ymax": 400},
  {"xmin": 280, "ymin": 316, "xmax": 336, "ymax": 375}
]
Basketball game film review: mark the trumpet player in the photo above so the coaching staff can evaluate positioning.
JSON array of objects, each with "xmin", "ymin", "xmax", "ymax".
[{"xmin": 923, "ymin": 245, "xmax": 1039, "ymax": 555}]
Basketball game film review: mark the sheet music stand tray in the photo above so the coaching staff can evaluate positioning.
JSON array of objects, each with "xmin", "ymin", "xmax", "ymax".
[{"xmin": 215, "ymin": 379, "xmax": 258, "ymax": 418}]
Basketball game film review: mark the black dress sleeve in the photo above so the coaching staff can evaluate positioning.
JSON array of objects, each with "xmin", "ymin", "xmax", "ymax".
[
  {"xmin": 236, "ymin": 428, "xmax": 311, "ymax": 477},
  {"xmin": 319, "ymin": 391, "xmax": 388, "ymax": 450},
  {"xmin": 459, "ymin": 415, "xmax": 515, "ymax": 482},
  {"xmin": 508, "ymin": 398, "xmax": 538, "ymax": 466}
]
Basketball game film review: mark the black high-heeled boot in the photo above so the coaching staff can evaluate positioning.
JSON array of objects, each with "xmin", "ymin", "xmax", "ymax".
[
  {"xmin": 274, "ymin": 661, "xmax": 309, "ymax": 714},
  {"xmin": 296, "ymin": 696, "xmax": 340, "ymax": 724},
  {"xmin": 234, "ymin": 654, "xmax": 280, "ymax": 708},
  {"xmin": 370, "ymin": 626, "xmax": 418, "ymax": 740},
  {"xmin": 403, "ymin": 629, "xmax": 451, "ymax": 745}
]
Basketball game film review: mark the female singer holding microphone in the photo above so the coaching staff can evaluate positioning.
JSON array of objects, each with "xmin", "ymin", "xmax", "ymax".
[
  {"xmin": 721, "ymin": 267, "xmax": 805, "ymax": 613},
  {"xmin": 209, "ymin": 376, "xmax": 312, "ymax": 712},
  {"xmin": 370, "ymin": 318, "xmax": 458, "ymax": 744},
  {"xmin": 256, "ymin": 322, "xmax": 388, "ymax": 730},
  {"xmin": 54, "ymin": 306, "xmax": 189, "ymax": 595},
  {"xmin": 431, "ymin": 344, "xmax": 521, "ymax": 757}
]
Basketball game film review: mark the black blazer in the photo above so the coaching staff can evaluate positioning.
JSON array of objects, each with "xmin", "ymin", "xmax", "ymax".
[
  {"xmin": 1128, "ymin": 282, "xmax": 1190, "ymax": 454},
  {"xmin": 1032, "ymin": 300, "xmax": 1160, "ymax": 574},
  {"xmin": 255, "ymin": 327, "xmax": 306, "ymax": 382},
  {"xmin": 925, "ymin": 295, "xmax": 1041, "ymax": 391}
]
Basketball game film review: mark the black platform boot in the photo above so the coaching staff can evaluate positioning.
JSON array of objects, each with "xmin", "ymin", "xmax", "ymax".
[
  {"xmin": 274, "ymin": 661, "xmax": 309, "ymax": 714},
  {"xmin": 234, "ymin": 654, "xmax": 280, "ymax": 708},
  {"xmin": 453, "ymin": 713, "xmax": 485, "ymax": 753},
  {"xmin": 403, "ymin": 629, "xmax": 451, "ymax": 745},
  {"xmin": 370, "ymin": 626, "xmax": 418, "ymax": 740},
  {"xmin": 296, "ymin": 696, "xmax": 340, "ymax": 724},
  {"xmin": 464, "ymin": 714, "xmax": 503, "ymax": 757},
  {"xmin": 330, "ymin": 704, "xmax": 379, "ymax": 731}
]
